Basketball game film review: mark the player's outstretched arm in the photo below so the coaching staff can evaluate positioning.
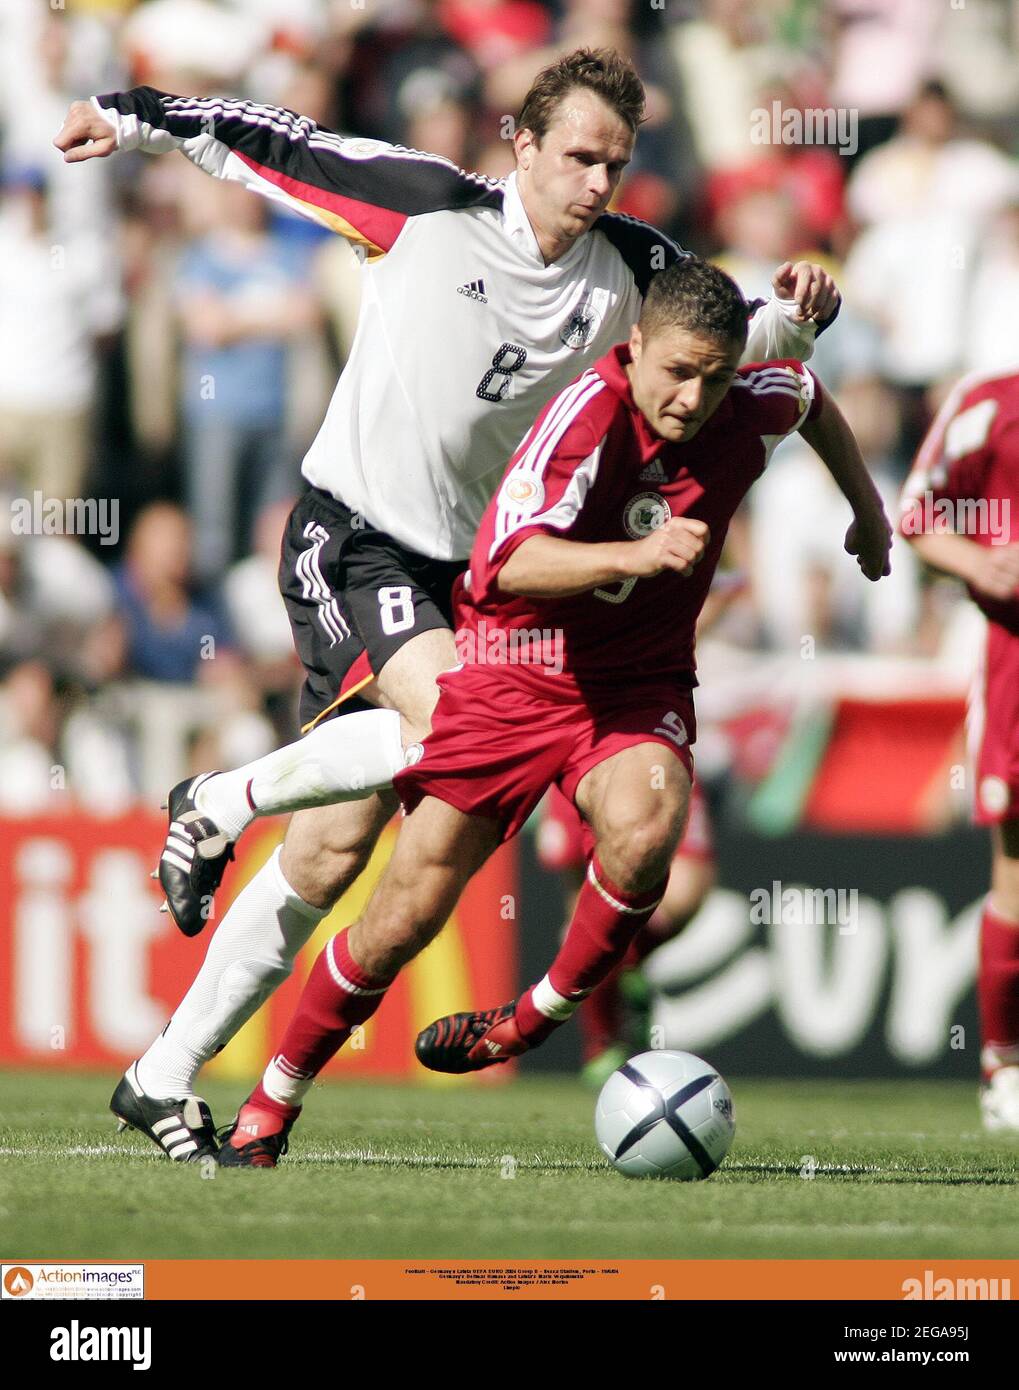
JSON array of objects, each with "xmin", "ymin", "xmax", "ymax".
[
  {"xmin": 743, "ymin": 262, "xmax": 841, "ymax": 366},
  {"xmin": 498, "ymin": 520, "xmax": 710, "ymax": 598},
  {"xmin": 798, "ymin": 392, "xmax": 892, "ymax": 581},
  {"xmin": 55, "ymin": 88, "xmax": 494, "ymax": 253}
]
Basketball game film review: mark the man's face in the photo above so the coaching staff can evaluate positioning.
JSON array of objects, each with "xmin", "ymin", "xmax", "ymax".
[
  {"xmin": 626, "ymin": 325, "xmax": 743, "ymax": 443},
  {"xmin": 514, "ymin": 89, "xmax": 634, "ymax": 250}
]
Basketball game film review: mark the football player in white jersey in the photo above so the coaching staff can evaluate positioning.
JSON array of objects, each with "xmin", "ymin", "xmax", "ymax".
[{"xmin": 55, "ymin": 49, "xmax": 840, "ymax": 1161}]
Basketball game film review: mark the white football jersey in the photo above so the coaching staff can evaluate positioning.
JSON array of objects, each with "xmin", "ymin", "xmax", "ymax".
[{"xmin": 96, "ymin": 88, "xmax": 825, "ymax": 559}]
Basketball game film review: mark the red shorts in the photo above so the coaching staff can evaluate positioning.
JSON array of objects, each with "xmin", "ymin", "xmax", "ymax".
[
  {"xmin": 536, "ymin": 779, "xmax": 714, "ymax": 873},
  {"xmin": 970, "ymin": 621, "xmax": 1019, "ymax": 825},
  {"xmin": 395, "ymin": 662, "xmax": 696, "ymax": 842}
]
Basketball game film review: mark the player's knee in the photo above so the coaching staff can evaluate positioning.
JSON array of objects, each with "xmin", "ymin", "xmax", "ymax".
[
  {"xmin": 597, "ymin": 808, "xmax": 680, "ymax": 892},
  {"xmin": 280, "ymin": 829, "xmax": 375, "ymax": 910}
]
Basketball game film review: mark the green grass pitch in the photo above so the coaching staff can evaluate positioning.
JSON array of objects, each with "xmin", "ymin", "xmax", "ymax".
[{"xmin": 1, "ymin": 1069, "xmax": 1017, "ymax": 1260}]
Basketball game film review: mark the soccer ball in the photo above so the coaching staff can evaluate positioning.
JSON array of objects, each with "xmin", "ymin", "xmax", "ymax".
[{"xmin": 594, "ymin": 1049, "xmax": 735, "ymax": 1180}]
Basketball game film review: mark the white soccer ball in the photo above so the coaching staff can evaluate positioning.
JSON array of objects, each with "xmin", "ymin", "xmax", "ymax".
[{"xmin": 594, "ymin": 1050, "xmax": 735, "ymax": 1180}]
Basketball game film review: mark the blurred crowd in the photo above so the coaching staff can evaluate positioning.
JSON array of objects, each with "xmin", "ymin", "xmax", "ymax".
[{"xmin": 1, "ymin": 0, "xmax": 1018, "ymax": 814}]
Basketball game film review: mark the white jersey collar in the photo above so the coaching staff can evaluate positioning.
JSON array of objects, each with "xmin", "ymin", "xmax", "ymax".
[
  {"xmin": 502, "ymin": 170, "xmax": 589, "ymax": 271},
  {"xmin": 501, "ymin": 171, "xmax": 543, "ymax": 260}
]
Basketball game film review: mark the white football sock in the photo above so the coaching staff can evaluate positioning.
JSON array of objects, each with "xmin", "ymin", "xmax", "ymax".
[
  {"xmin": 195, "ymin": 707, "xmax": 406, "ymax": 841},
  {"xmin": 136, "ymin": 848, "xmax": 327, "ymax": 1098}
]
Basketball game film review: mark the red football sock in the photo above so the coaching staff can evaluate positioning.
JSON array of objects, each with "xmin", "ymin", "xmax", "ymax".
[
  {"xmin": 517, "ymin": 856, "xmax": 666, "ymax": 1045},
  {"xmin": 578, "ymin": 966, "xmax": 625, "ymax": 1061},
  {"xmin": 979, "ymin": 900, "xmax": 1019, "ymax": 1073},
  {"xmin": 267, "ymin": 929, "xmax": 394, "ymax": 1085},
  {"xmin": 582, "ymin": 913, "xmax": 681, "ymax": 1058},
  {"xmin": 622, "ymin": 914, "xmax": 670, "ymax": 968}
]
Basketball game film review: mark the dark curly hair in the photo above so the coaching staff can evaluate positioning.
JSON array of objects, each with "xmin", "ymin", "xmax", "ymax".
[{"xmin": 639, "ymin": 257, "xmax": 749, "ymax": 347}]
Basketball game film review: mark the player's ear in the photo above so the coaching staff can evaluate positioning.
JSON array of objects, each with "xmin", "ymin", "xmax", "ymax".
[
  {"xmin": 514, "ymin": 126, "xmax": 535, "ymax": 170},
  {"xmin": 628, "ymin": 323, "xmax": 643, "ymax": 363}
]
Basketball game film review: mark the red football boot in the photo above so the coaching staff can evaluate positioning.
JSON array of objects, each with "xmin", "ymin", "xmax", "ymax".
[
  {"xmin": 415, "ymin": 1001, "xmax": 530, "ymax": 1073},
  {"xmin": 217, "ymin": 1097, "xmax": 301, "ymax": 1168}
]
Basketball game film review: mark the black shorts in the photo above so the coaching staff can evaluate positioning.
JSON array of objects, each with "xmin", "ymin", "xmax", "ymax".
[{"xmin": 279, "ymin": 488, "xmax": 466, "ymax": 727}]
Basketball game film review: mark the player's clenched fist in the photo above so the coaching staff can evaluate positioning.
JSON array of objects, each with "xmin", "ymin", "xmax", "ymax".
[
  {"xmin": 53, "ymin": 101, "xmax": 117, "ymax": 162},
  {"xmin": 626, "ymin": 517, "xmax": 710, "ymax": 579},
  {"xmin": 843, "ymin": 510, "xmax": 893, "ymax": 582},
  {"xmin": 772, "ymin": 261, "xmax": 839, "ymax": 324}
]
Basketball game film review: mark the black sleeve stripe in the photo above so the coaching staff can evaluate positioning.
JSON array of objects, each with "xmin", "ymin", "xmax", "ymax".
[
  {"xmin": 592, "ymin": 210, "xmax": 688, "ymax": 297},
  {"xmin": 99, "ymin": 87, "xmax": 504, "ymax": 222}
]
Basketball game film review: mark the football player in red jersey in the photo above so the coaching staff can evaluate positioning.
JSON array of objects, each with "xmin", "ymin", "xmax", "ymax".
[
  {"xmin": 216, "ymin": 256, "xmax": 890, "ymax": 1167},
  {"xmin": 900, "ymin": 369, "xmax": 1019, "ymax": 1131}
]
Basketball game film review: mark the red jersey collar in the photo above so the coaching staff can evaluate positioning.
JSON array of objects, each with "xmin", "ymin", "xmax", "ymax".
[{"xmin": 594, "ymin": 342, "xmax": 669, "ymax": 465}]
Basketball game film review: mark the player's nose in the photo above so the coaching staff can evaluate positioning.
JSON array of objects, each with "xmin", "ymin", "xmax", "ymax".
[
  {"xmin": 679, "ymin": 377, "xmax": 705, "ymax": 412},
  {"xmin": 587, "ymin": 165, "xmax": 611, "ymax": 201}
]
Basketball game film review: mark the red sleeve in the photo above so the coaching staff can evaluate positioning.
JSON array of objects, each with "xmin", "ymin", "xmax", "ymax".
[
  {"xmin": 898, "ymin": 378, "xmax": 998, "ymax": 538},
  {"xmin": 468, "ymin": 375, "xmax": 611, "ymax": 606},
  {"xmin": 734, "ymin": 360, "xmax": 824, "ymax": 440}
]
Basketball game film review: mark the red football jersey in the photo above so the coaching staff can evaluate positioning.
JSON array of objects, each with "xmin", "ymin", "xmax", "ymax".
[
  {"xmin": 461, "ymin": 343, "xmax": 823, "ymax": 694},
  {"xmin": 900, "ymin": 369, "xmax": 1019, "ymax": 634}
]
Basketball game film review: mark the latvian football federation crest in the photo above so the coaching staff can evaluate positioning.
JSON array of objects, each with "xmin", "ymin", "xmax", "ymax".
[
  {"xmin": 623, "ymin": 492, "xmax": 671, "ymax": 539},
  {"xmin": 559, "ymin": 297, "xmax": 601, "ymax": 350}
]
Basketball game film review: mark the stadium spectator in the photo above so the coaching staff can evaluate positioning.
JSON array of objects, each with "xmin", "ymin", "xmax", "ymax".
[
  {"xmin": 111, "ymin": 502, "xmax": 236, "ymax": 684},
  {"xmin": 0, "ymin": 526, "xmax": 116, "ymax": 681},
  {"xmin": 340, "ymin": 0, "xmax": 481, "ymax": 150},
  {"xmin": 827, "ymin": 0, "xmax": 940, "ymax": 162},
  {"xmin": 223, "ymin": 498, "xmax": 303, "ymax": 734},
  {"xmin": 174, "ymin": 181, "xmax": 322, "ymax": 582},
  {"xmin": 749, "ymin": 376, "xmax": 919, "ymax": 654},
  {"xmin": 847, "ymin": 81, "xmax": 1017, "ymax": 230},
  {"xmin": 963, "ymin": 195, "xmax": 1019, "ymax": 377},
  {"xmin": 844, "ymin": 83, "xmax": 1019, "ymax": 446},
  {"xmin": 0, "ymin": 166, "xmax": 112, "ymax": 499},
  {"xmin": 667, "ymin": 0, "xmax": 781, "ymax": 175}
]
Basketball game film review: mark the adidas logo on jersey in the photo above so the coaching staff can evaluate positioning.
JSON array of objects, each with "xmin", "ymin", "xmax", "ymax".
[
  {"xmin": 457, "ymin": 278, "xmax": 488, "ymax": 303},
  {"xmin": 639, "ymin": 459, "xmax": 667, "ymax": 482}
]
